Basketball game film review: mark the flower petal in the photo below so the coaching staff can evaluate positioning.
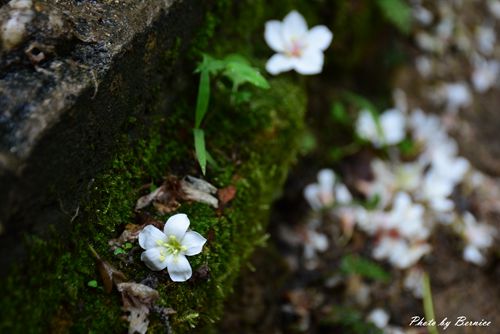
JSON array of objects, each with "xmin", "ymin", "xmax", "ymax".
[
  {"xmin": 463, "ymin": 245, "xmax": 485, "ymax": 265},
  {"xmin": 266, "ymin": 53, "xmax": 294, "ymax": 75},
  {"xmin": 140, "ymin": 247, "xmax": 169, "ymax": 271},
  {"xmin": 303, "ymin": 184, "xmax": 321, "ymax": 210},
  {"xmin": 138, "ymin": 225, "xmax": 167, "ymax": 250},
  {"xmin": 307, "ymin": 25, "xmax": 333, "ymax": 51},
  {"xmin": 265, "ymin": 20, "xmax": 285, "ymax": 52},
  {"xmin": 292, "ymin": 49, "xmax": 324, "ymax": 75},
  {"xmin": 166, "ymin": 254, "xmax": 192, "ymax": 282},
  {"xmin": 164, "ymin": 213, "xmax": 190, "ymax": 240},
  {"xmin": 282, "ymin": 10, "xmax": 308, "ymax": 43},
  {"xmin": 182, "ymin": 231, "xmax": 207, "ymax": 256}
]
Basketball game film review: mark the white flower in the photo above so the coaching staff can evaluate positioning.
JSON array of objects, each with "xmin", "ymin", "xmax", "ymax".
[
  {"xmin": 475, "ymin": 25, "xmax": 496, "ymax": 56},
  {"xmin": 264, "ymin": 10, "xmax": 332, "ymax": 75},
  {"xmin": 472, "ymin": 58, "xmax": 499, "ymax": 93},
  {"xmin": 363, "ymin": 160, "xmax": 423, "ymax": 210},
  {"xmin": 409, "ymin": 109, "xmax": 444, "ymax": 145},
  {"xmin": 441, "ymin": 82, "xmax": 472, "ymax": 113},
  {"xmin": 488, "ymin": 0, "xmax": 500, "ymax": 19},
  {"xmin": 404, "ymin": 267, "xmax": 424, "ymax": 298},
  {"xmin": 367, "ymin": 308, "xmax": 390, "ymax": 329},
  {"xmin": 355, "ymin": 207, "xmax": 390, "ymax": 236},
  {"xmin": 138, "ymin": 213, "xmax": 206, "ymax": 282},
  {"xmin": 303, "ymin": 169, "xmax": 352, "ymax": 210},
  {"xmin": 415, "ymin": 56, "xmax": 433, "ymax": 78},
  {"xmin": 303, "ymin": 229, "xmax": 329, "ymax": 270},
  {"xmin": 356, "ymin": 109, "xmax": 406, "ymax": 147},
  {"xmin": 412, "ymin": 5, "xmax": 433, "ymax": 26},
  {"xmin": 387, "ymin": 192, "xmax": 428, "ymax": 241},
  {"xmin": 462, "ymin": 212, "xmax": 496, "ymax": 265},
  {"xmin": 373, "ymin": 236, "xmax": 431, "ymax": 269},
  {"xmin": 415, "ymin": 32, "xmax": 442, "ymax": 53},
  {"xmin": 420, "ymin": 170, "xmax": 455, "ymax": 212},
  {"xmin": 463, "ymin": 245, "xmax": 486, "ymax": 266}
]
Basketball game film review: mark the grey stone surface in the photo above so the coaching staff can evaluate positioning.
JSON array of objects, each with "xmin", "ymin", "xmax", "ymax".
[{"xmin": 0, "ymin": 0, "xmax": 205, "ymax": 271}]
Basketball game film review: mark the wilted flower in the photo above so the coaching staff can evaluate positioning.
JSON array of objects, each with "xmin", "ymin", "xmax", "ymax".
[
  {"xmin": 264, "ymin": 10, "xmax": 332, "ymax": 75},
  {"xmin": 138, "ymin": 213, "xmax": 206, "ymax": 282},
  {"xmin": 356, "ymin": 109, "xmax": 406, "ymax": 147}
]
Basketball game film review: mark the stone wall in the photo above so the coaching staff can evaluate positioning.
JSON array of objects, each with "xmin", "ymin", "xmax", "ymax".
[{"xmin": 0, "ymin": 0, "xmax": 205, "ymax": 272}]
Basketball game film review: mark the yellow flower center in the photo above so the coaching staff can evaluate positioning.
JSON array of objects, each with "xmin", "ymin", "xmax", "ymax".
[{"xmin": 156, "ymin": 235, "xmax": 187, "ymax": 261}]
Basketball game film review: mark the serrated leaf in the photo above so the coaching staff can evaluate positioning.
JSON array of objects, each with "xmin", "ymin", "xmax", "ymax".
[
  {"xmin": 376, "ymin": 0, "xmax": 412, "ymax": 34},
  {"xmin": 195, "ymin": 69, "xmax": 210, "ymax": 128},
  {"xmin": 194, "ymin": 129, "xmax": 207, "ymax": 175},
  {"xmin": 340, "ymin": 254, "xmax": 390, "ymax": 282}
]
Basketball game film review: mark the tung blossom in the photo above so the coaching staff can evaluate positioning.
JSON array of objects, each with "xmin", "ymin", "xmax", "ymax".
[
  {"xmin": 462, "ymin": 212, "xmax": 496, "ymax": 265},
  {"xmin": 373, "ymin": 236, "xmax": 431, "ymax": 269},
  {"xmin": 138, "ymin": 213, "xmax": 206, "ymax": 282},
  {"xmin": 264, "ymin": 10, "xmax": 332, "ymax": 75},
  {"xmin": 386, "ymin": 192, "xmax": 428, "ymax": 241},
  {"xmin": 472, "ymin": 58, "xmax": 499, "ymax": 93},
  {"xmin": 356, "ymin": 109, "xmax": 406, "ymax": 147},
  {"xmin": 303, "ymin": 169, "xmax": 352, "ymax": 210}
]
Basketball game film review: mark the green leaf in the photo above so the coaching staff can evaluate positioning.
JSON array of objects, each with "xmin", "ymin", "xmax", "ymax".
[
  {"xmin": 123, "ymin": 242, "xmax": 133, "ymax": 250},
  {"xmin": 194, "ymin": 128, "xmax": 207, "ymax": 175},
  {"xmin": 342, "ymin": 91, "xmax": 378, "ymax": 114},
  {"xmin": 196, "ymin": 54, "xmax": 225, "ymax": 74},
  {"xmin": 376, "ymin": 0, "xmax": 412, "ymax": 35},
  {"xmin": 114, "ymin": 248, "xmax": 126, "ymax": 255},
  {"xmin": 330, "ymin": 147, "xmax": 346, "ymax": 162},
  {"xmin": 363, "ymin": 194, "xmax": 381, "ymax": 210},
  {"xmin": 231, "ymin": 90, "xmax": 252, "ymax": 104},
  {"xmin": 398, "ymin": 137, "xmax": 416, "ymax": 155},
  {"xmin": 423, "ymin": 273, "xmax": 439, "ymax": 334},
  {"xmin": 331, "ymin": 102, "xmax": 350, "ymax": 124},
  {"xmin": 222, "ymin": 54, "xmax": 270, "ymax": 91},
  {"xmin": 87, "ymin": 280, "xmax": 98, "ymax": 288},
  {"xmin": 205, "ymin": 150, "xmax": 220, "ymax": 170},
  {"xmin": 195, "ymin": 69, "xmax": 210, "ymax": 128},
  {"xmin": 323, "ymin": 306, "xmax": 383, "ymax": 334},
  {"xmin": 340, "ymin": 254, "xmax": 390, "ymax": 282}
]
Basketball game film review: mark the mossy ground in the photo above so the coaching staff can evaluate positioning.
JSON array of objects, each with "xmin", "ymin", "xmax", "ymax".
[{"xmin": 0, "ymin": 0, "xmax": 396, "ymax": 332}]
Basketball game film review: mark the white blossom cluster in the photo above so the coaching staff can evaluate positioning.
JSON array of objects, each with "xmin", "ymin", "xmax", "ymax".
[
  {"xmin": 411, "ymin": 0, "xmax": 500, "ymax": 110},
  {"xmin": 303, "ymin": 99, "xmax": 497, "ymax": 296}
]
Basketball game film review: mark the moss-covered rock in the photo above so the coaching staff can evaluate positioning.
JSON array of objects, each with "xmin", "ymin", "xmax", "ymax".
[{"xmin": 0, "ymin": 0, "xmax": 395, "ymax": 332}]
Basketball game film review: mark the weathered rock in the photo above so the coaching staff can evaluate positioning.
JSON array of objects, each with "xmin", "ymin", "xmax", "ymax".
[{"xmin": 0, "ymin": 0, "xmax": 205, "ymax": 272}]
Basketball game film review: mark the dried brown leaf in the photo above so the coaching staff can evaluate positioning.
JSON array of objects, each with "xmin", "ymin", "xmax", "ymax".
[
  {"xmin": 117, "ymin": 282, "xmax": 159, "ymax": 334},
  {"xmin": 135, "ymin": 186, "xmax": 166, "ymax": 211},
  {"xmin": 109, "ymin": 217, "xmax": 163, "ymax": 248},
  {"xmin": 180, "ymin": 176, "xmax": 218, "ymax": 208},
  {"xmin": 89, "ymin": 246, "xmax": 127, "ymax": 293},
  {"xmin": 217, "ymin": 185, "xmax": 237, "ymax": 206},
  {"xmin": 152, "ymin": 201, "xmax": 181, "ymax": 214}
]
